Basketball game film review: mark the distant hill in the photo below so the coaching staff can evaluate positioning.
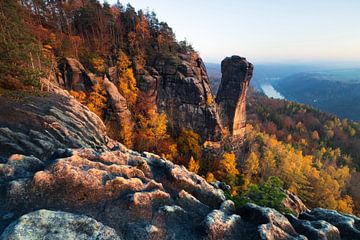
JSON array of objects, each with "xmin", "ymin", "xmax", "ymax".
[
  {"xmin": 274, "ymin": 69, "xmax": 360, "ymax": 121},
  {"xmin": 205, "ymin": 62, "xmax": 320, "ymax": 94}
]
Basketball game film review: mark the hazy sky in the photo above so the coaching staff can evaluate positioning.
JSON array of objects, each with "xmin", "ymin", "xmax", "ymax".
[{"xmin": 106, "ymin": 0, "xmax": 360, "ymax": 64}]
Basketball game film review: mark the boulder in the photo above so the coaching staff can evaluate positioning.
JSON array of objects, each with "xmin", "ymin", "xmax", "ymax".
[
  {"xmin": 287, "ymin": 214, "xmax": 340, "ymax": 240},
  {"xmin": 0, "ymin": 210, "xmax": 122, "ymax": 240},
  {"xmin": 0, "ymin": 154, "xmax": 44, "ymax": 184},
  {"xmin": 204, "ymin": 200, "xmax": 243, "ymax": 240},
  {"xmin": 239, "ymin": 203, "xmax": 300, "ymax": 238},
  {"xmin": 300, "ymin": 208, "xmax": 360, "ymax": 240}
]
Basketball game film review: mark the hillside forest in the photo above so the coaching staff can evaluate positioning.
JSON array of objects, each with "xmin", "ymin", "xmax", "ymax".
[{"xmin": 0, "ymin": 0, "xmax": 359, "ymax": 216}]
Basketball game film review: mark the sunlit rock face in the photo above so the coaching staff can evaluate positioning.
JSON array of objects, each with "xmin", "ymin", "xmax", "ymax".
[{"xmin": 216, "ymin": 56, "xmax": 253, "ymax": 138}]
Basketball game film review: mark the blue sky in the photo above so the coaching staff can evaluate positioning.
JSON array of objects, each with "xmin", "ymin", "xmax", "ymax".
[{"xmin": 105, "ymin": 0, "xmax": 360, "ymax": 64}]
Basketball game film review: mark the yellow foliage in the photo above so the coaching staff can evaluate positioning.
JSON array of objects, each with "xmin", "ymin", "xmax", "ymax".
[
  {"xmin": 188, "ymin": 156, "xmax": 200, "ymax": 174},
  {"xmin": 161, "ymin": 142, "xmax": 178, "ymax": 161},
  {"xmin": 120, "ymin": 118, "xmax": 134, "ymax": 148},
  {"xmin": 91, "ymin": 57, "xmax": 105, "ymax": 73},
  {"xmin": 118, "ymin": 68, "xmax": 138, "ymax": 107},
  {"xmin": 244, "ymin": 124, "xmax": 353, "ymax": 212},
  {"xmin": 116, "ymin": 51, "xmax": 138, "ymax": 108},
  {"xmin": 206, "ymin": 172, "xmax": 216, "ymax": 183},
  {"xmin": 69, "ymin": 90, "xmax": 86, "ymax": 103},
  {"xmin": 117, "ymin": 50, "xmax": 132, "ymax": 72},
  {"xmin": 135, "ymin": 107, "xmax": 173, "ymax": 158},
  {"xmin": 241, "ymin": 152, "xmax": 259, "ymax": 190},
  {"xmin": 87, "ymin": 83, "xmax": 107, "ymax": 118},
  {"xmin": 337, "ymin": 195, "xmax": 354, "ymax": 214},
  {"xmin": 218, "ymin": 152, "xmax": 239, "ymax": 177},
  {"xmin": 69, "ymin": 81, "xmax": 107, "ymax": 119},
  {"xmin": 206, "ymin": 95, "xmax": 213, "ymax": 106},
  {"xmin": 176, "ymin": 129, "xmax": 201, "ymax": 164}
]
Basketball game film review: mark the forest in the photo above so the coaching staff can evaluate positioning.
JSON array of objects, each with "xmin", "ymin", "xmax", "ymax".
[{"xmin": 0, "ymin": 0, "xmax": 359, "ymax": 216}]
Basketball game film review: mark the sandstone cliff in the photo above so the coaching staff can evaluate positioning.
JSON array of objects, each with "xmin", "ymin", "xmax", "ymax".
[
  {"xmin": 1, "ymin": 93, "xmax": 359, "ymax": 240},
  {"xmin": 55, "ymin": 55, "xmax": 253, "ymax": 142},
  {"xmin": 153, "ymin": 53, "xmax": 223, "ymax": 141},
  {"xmin": 216, "ymin": 56, "xmax": 253, "ymax": 137}
]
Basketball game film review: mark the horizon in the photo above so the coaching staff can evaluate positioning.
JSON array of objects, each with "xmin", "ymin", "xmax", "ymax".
[{"xmin": 105, "ymin": 0, "xmax": 360, "ymax": 65}]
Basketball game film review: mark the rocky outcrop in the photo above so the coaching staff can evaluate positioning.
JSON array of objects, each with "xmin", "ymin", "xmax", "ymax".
[
  {"xmin": 103, "ymin": 77, "xmax": 135, "ymax": 141},
  {"xmin": 58, "ymin": 58, "xmax": 95, "ymax": 91},
  {"xmin": 299, "ymin": 208, "xmax": 360, "ymax": 240},
  {"xmin": 1, "ymin": 210, "xmax": 122, "ymax": 240},
  {"xmin": 287, "ymin": 214, "xmax": 341, "ymax": 240},
  {"xmin": 282, "ymin": 190, "xmax": 309, "ymax": 216},
  {"xmin": 55, "ymin": 54, "xmax": 254, "ymax": 142},
  {"xmin": 155, "ymin": 53, "xmax": 223, "ymax": 140},
  {"xmin": 0, "ymin": 95, "xmax": 109, "ymax": 161},
  {"xmin": 216, "ymin": 56, "xmax": 253, "ymax": 137},
  {"xmin": 2, "ymin": 91, "xmax": 360, "ymax": 240}
]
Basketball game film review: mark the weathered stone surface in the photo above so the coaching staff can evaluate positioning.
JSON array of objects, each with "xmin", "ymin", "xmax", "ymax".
[
  {"xmin": 258, "ymin": 223, "xmax": 307, "ymax": 240},
  {"xmin": 239, "ymin": 203, "xmax": 301, "ymax": 238},
  {"xmin": 216, "ymin": 55, "xmax": 253, "ymax": 137},
  {"xmin": 204, "ymin": 200, "xmax": 243, "ymax": 240},
  {"xmin": 0, "ymin": 95, "xmax": 109, "ymax": 161},
  {"xmin": 287, "ymin": 214, "xmax": 340, "ymax": 240},
  {"xmin": 282, "ymin": 190, "xmax": 309, "ymax": 216},
  {"xmin": 155, "ymin": 53, "xmax": 223, "ymax": 140},
  {"xmin": 1, "ymin": 210, "xmax": 122, "ymax": 240},
  {"xmin": 300, "ymin": 208, "xmax": 360, "ymax": 240},
  {"xmin": 0, "ymin": 154, "xmax": 44, "ymax": 184},
  {"xmin": 0, "ymin": 146, "xmax": 226, "ymax": 239}
]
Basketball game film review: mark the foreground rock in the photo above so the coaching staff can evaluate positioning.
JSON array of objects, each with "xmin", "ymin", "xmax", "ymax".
[
  {"xmin": 216, "ymin": 56, "xmax": 253, "ymax": 137},
  {"xmin": 1, "ymin": 210, "xmax": 121, "ymax": 240},
  {"xmin": 300, "ymin": 208, "xmax": 360, "ymax": 240}
]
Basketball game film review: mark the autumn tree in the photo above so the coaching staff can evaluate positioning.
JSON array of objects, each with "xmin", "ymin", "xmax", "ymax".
[
  {"xmin": 188, "ymin": 156, "xmax": 200, "ymax": 174},
  {"xmin": 217, "ymin": 152, "xmax": 239, "ymax": 194},
  {"xmin": 176, "ymin": 129, "xmax": 201, "ymax": 165},
  {"xmin": 116, "ymin": 50, "xmax": 138, "ymax": 108}
]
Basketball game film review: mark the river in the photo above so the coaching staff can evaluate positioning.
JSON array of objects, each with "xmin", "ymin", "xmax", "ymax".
[{"xmin": 260, "ymin": 84, "xmax": 285, "ymax": 99}]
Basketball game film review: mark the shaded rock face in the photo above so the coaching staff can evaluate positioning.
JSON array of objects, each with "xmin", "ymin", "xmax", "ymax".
[
  {"xmin": 57, "ymin": 59, "xmax": 134, "ymax": 142},
  {"xmin": 58, "ymin": 58, "xmax": 94, "ymax": 91},
  {"xmin": 300, "ymin": 208, "xmax": 360, "ymax": 240},
  {"xmin": 103, "ymin": 77, "xmax": 135, "ymax": 141},
  {"xmin": 155, "ymin": 53, "xmax": 223, "ymax": 140},
  {"xmin": 0, "ymin": 95, "xmax": 109, "ymax": 161},
  {"xmin": 1, "ymin": 210, "xmax": 122, "ymax": 240},
  {"xmin": 216, "ymin": 56, "xmax": 253, "ymax": 137},
  {"xmin": 2, "ymin": 92, "xmax": 360, "ymax": 240}
]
